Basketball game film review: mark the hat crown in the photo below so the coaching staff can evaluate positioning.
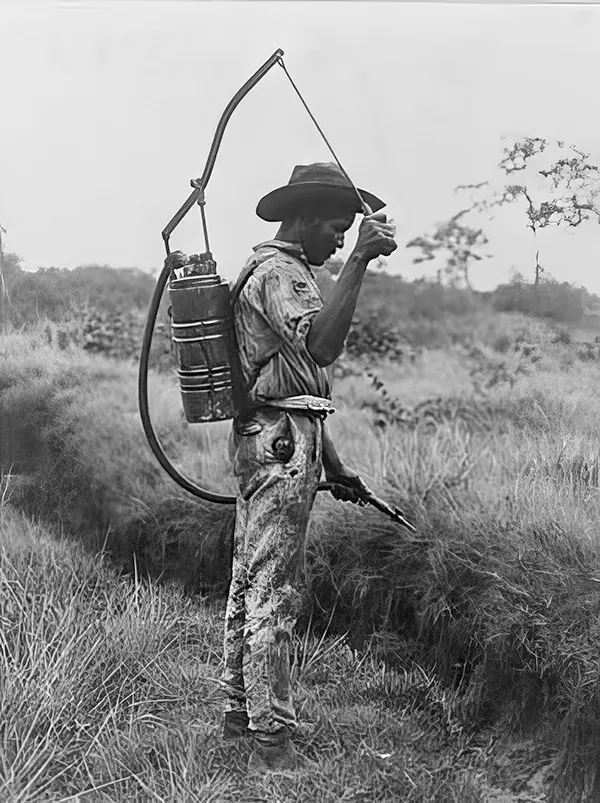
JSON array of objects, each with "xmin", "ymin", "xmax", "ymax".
[
  {"xmin": 288, "ymin": 162, "xmax": 351, "ymax": 188},
  {"xmin": 255, "ymin": 162, "xmax": 385, "ymax": 222}
]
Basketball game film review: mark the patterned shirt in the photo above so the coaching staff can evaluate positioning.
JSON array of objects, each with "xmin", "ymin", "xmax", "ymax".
[{"xmin": 231, "ymin": 240, "xmax": 332, "ymax": 408}]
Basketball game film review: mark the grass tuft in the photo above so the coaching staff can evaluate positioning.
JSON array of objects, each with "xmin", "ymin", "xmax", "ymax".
[{"xmin": 3, "ymin": 315, "xmax": 600, "ymax": 798}]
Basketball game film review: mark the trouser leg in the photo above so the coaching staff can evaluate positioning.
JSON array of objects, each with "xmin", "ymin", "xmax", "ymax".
[
  {"xmin": 226, "ymin": 410, "xmax": 322, "ymax": 737},
  {"xmin": 222, "ymin": 497, "xmax": 248, "ymax": 715}
]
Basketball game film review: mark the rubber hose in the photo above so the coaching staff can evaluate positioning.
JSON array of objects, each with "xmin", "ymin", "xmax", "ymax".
[
  {"xmin": 138, "ymin": 265, "xmax": 332, "ymax": 505},
  {"xmin": 138, "ymin": 265, "xmax": 331, "ymax": 504},
  {"xmin": 138, "ymin": 263, "xmax": 237, "ymax": 504}
]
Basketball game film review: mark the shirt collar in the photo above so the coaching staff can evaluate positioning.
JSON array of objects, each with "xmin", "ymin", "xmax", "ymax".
[{"xmin": 253, "ymin": 239, "xmax": 313, "ymax": 270}]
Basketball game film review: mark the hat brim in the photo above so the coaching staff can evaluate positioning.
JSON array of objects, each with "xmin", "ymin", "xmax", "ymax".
[{"xmin": 256, "ymin": 182, "xmax": 385, "ymax": 222}]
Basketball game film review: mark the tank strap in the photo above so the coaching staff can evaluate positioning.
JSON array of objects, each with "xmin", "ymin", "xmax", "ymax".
[
  {"xmin": 229, "ymin": 247, "xmax": 330, "ymax": 421},
  {"xmin": 229, "ymin": 248, "xmax": 281, "ymax": 418},
  {"xmin": 229, "ymin": 248, "xmax": 280, "ymax": 307}
]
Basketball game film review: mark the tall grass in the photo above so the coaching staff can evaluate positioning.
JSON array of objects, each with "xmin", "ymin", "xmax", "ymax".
[
  {"xmin": 1, "ymin": 504, "xmax": 507, "ymax": 802},
  {"xmin": 3, "ymin": 314, "xmax": 600, "ymax": 798},
  {"xmin": 0, "ymin": 504, "xmax": 231, "ymax": 801},
  {"xmin": 0, "ymin": 325, "xmax": 235, "ymax": 592}
]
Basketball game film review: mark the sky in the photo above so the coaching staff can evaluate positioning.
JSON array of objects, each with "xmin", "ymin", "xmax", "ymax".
[{"xmin": 1, "ymin": 1, "xmax": 600, "ymax": 292}]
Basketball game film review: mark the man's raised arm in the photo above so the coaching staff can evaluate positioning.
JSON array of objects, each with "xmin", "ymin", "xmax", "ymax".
[{"xmin": 306, "ymin": 212, "xmax": 397, "ymax": 366}]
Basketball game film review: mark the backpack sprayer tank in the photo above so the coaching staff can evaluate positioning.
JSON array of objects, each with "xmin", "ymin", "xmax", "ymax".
[
  {"xmin": 168, "ymin": 251, "xmax": 235, "ymax": 423},
  {"xmin": 136, "ymin": 46, "xmax": 417, "ymax": 532},
  {"xmin": 137, "ymin": 50, "xmax": 286, "ymax": 504}
]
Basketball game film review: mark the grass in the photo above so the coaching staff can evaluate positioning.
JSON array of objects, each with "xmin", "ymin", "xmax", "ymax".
[
  {"xmin": 0, "ymin": 324, "xmax": 235, "ymax": 591},
  {"xmin": 3, "ymin": 311, "xmax": 600, "ymax": 799},
  {"xmin": 0, "ymin": 505, "xmax": 551, "ymax": 803}
]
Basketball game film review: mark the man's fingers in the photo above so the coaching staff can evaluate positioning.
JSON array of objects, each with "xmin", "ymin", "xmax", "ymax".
[
  {"xmin": 368, "ymin": 224, "xmax": 396, "ymax": 242},
  {"xmin": 365, "ymin": 220, "xmax": 395, "ymax": 235},
  {"xmin": 357, "ymin": 213, "xmax": 398, "ymax": 261},
  {"xmin": 336, "ymin": 489, "xmax": 354, "ymax": 502},
  {"xmin": 165, "ymin": 250, "xmax": 189, "ymax": 271},
  {"xmin": 330, "ymin": 477, "xmax": 370, "ymax": 505},
  {"xmin": 331, "ymin": 485, "xmax": 355, "ymax": 503}
]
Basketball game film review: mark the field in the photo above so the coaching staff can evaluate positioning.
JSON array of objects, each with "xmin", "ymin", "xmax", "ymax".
[{"xmin": 3, "ymin": 281, "xmax": 600, "ymax": 802}]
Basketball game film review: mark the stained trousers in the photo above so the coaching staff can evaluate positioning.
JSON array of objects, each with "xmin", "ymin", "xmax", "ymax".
[{"xmin": 223, "ymin": 408, "xmax": 323, "ymax": 735}]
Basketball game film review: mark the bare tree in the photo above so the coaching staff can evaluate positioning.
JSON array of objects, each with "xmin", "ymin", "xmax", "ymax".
[
  {"xmin": 456, "ymin": 137, "xmax": 600, "ymax": 285},
  {"xmin": 406, "ymin": 209, "xmax": 491, "ymax": 289},
  {"xmin": 0, "ymin": 225, "xmax": 7, "ymax": 333}
]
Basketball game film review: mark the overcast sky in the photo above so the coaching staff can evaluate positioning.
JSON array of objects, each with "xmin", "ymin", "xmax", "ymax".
[{"xmin": 1, "ymin": 1, "xmax": 600, "ymax": 292}]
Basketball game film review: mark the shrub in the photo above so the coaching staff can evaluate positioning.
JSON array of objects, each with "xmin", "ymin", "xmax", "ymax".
[
  {"xmin": 4, "ymin": 264, "xmax": 162, "ymax": 325},
  {"xmin": 552, "ymin": 328, "xmax": 572, "ymax": 345},
  {"xmin": 0, "ymin": 330, "xmax": 234, "ymax": 593},
  {"xmin": 492, "ymin": 277, "xmax": 586, "ymax": 324},
  {"xmin": 6, "ymin": 309, "xmax": 600, "ymax": 796}
]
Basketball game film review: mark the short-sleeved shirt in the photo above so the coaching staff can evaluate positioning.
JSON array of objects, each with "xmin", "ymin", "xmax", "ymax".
[{"xmin": 231, "ymin": 240, "xmax": 331, "ymax": 408}]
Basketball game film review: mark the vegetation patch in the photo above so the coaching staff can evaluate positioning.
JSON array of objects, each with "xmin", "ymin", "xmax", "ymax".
[{"xmin": 4, "ymin": 273, "xmax": 600, "ymax": 798}]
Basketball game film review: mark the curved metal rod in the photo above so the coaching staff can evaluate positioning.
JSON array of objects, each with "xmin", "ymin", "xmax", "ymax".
[
  {"xmin": 161, "ymin": 48, "xmax": 284, "ymax": 253},
  {"xmin": 140, "ymin": 47, "xmax": 331, "ymax": 506},
  {"xmin": 138, "ymin": 260, "xmax": 238, "ymax": 504},
  {"xmin": 140, "ymin": 48, "xmax": 287, "ymax": 506},
  {"xmin": 140, "ymin": 49, "xmax": 415, "ymax": 528},
  {"xmin": 137, "ymin": 258, "xmax": 332, "ymax": 504},
  {"xmin": 137, "ymin": 259, "xmax": 331, "ymax": 504}
]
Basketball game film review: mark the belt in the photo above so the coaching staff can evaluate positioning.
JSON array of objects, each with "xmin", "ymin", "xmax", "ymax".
[
  {"xmin": 234, "ymin": 395, "xmax": 335, "ymax": 435},
  {"xmin": 262, "ymin": 395, "xmax": 335, "ymax": 418}
]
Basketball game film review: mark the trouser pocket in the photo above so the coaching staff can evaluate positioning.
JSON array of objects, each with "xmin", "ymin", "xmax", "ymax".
[
  {"xmin": 232, "ymin": 410, "xmax": 297, "ymax": 489},
  {"xmin": 260, "ymin": 411, "xmax": 296, "ymax": 465}
]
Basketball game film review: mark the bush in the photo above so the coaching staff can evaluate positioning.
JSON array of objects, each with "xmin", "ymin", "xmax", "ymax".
[
  {"xmin": 0, "ymin": 330, "xmax": 234, "ymax": 593},
  {"xmin": 4, "ymin": 263, "xmax": 167, "ymax": 327},
  {"xmin": 6, "ymin": 302, "xmax": 600, "ymax": 796},
  {"xmin": 492, "ymin": 277, "xmax": 586, "ymax": 324},
  {"xmin": 552, "ymin": 328, "xmax": 572, "ymax": 345},
  {"xmin": 345, "ymin": 273, "xmax": 486, "ymax": 353}
]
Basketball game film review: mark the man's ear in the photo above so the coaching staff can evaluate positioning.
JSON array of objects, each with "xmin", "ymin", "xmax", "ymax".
[{"xmin": 300, "ymin": 210, "xmax": 319, "ymax": 227}]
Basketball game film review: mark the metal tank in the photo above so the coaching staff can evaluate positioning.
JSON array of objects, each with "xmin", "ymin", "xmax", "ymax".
[{"xmin": 168, "ymin": 253, "xmax": 235, "ymax": 423}]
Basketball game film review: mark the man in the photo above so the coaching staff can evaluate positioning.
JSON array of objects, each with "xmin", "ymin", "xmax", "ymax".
[{"xmin": 222, "ymin": 162, "xmax": 397, "ymax": 772}]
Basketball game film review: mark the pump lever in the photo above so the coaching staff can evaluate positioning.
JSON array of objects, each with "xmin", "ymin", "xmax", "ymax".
[{"xmin": 161, "ymin": 48, "xmax": 284, "ymax": 254}]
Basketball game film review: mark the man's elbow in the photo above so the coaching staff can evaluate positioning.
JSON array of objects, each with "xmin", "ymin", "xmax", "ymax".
[{"xmin": 307, "ymin": 338, "xmax": 342, "ymax": 367}]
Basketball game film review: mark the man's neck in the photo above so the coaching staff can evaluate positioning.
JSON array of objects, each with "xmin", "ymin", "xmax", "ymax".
[{"xmin": 274, "ymin": 220, "xmax": 303, "ymax": 247}]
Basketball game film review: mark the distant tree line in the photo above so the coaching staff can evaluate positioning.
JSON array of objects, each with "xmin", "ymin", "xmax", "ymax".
[{"xmin": 2, "ymin": 255, "xmax": 161, "ymax": 325}]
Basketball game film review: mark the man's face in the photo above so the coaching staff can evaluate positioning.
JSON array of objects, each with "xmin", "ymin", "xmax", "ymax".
[{"xmin": 300, "ymin": 210, "xmax": 356, "ymax": 266}]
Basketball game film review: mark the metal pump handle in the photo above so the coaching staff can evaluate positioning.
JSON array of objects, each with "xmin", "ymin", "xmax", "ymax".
[
  {"xmin": 161, "ymin": 48, "xmax": 284, "ymax": 255},
  {"xmin": 139, "ymin": 49, "xmax": 286, "ymax": 506},
  {"xmin": 139, "ymin": 49, "xmax": 414, "ymax": 527}
]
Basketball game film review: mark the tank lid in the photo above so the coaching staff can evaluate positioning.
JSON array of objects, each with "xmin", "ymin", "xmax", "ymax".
[{"xmin": 170, "ymin": 274, "xmax": 224, "ymax": 289}]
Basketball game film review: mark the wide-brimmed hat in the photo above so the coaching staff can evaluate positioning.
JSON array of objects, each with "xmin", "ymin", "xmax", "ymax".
[{"xmin": 256, "ymin": 162, "xmax": 385, "ymax": 222}]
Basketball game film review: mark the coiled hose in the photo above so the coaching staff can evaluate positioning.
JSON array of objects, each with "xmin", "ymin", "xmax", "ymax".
[
  {"xmin": 137, "ymin": 261, "xmax": 237, "ymax": 504},
  {"xmin": 137, "ymin": 264, "xmax": 334, "ymax": 505}
]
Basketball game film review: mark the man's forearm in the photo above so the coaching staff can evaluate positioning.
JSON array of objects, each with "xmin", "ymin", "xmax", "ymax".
[
  {"xmin": 321, "ymin": 422, "xmax": 344, "ymax": 476},
  {"xmin": 307, "ymin": 249, "xmax": 368, "ymax": 367}
]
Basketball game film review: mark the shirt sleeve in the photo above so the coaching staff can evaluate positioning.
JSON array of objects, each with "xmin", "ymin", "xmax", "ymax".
[{"xmin": 258, "ymin": 260, "xmax": 323, "ymax": 346}]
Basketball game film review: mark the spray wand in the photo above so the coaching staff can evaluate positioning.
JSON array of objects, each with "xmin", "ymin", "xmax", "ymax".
[{"xmin": 137, "ymin": 48, "xmax": 416, "ymax": 534}]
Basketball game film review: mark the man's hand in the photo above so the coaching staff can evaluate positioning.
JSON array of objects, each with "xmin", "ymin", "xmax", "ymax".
[
  {"xmin": 165, "ymin": 250, "xmax": 188, "ymax": 272},
  {"xmin": 353, "ymin": 212, "xmax": 397, "ymax": 262},
  {"xmin": 325, "ymin": 463, "xmax": 370, "ymax": 505}
]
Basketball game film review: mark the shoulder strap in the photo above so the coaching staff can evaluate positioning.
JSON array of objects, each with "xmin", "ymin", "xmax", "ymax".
[
  {"xmin": 229, "ymin": 245, "xmax": 313, "ymax": 418},
  {"xmin": 230, "ymin": 248, "xmax": 280, "ymax": 308},
  {"xmin": 229, "ymin": 248, "xmax": 280, "ymax": 419}
]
